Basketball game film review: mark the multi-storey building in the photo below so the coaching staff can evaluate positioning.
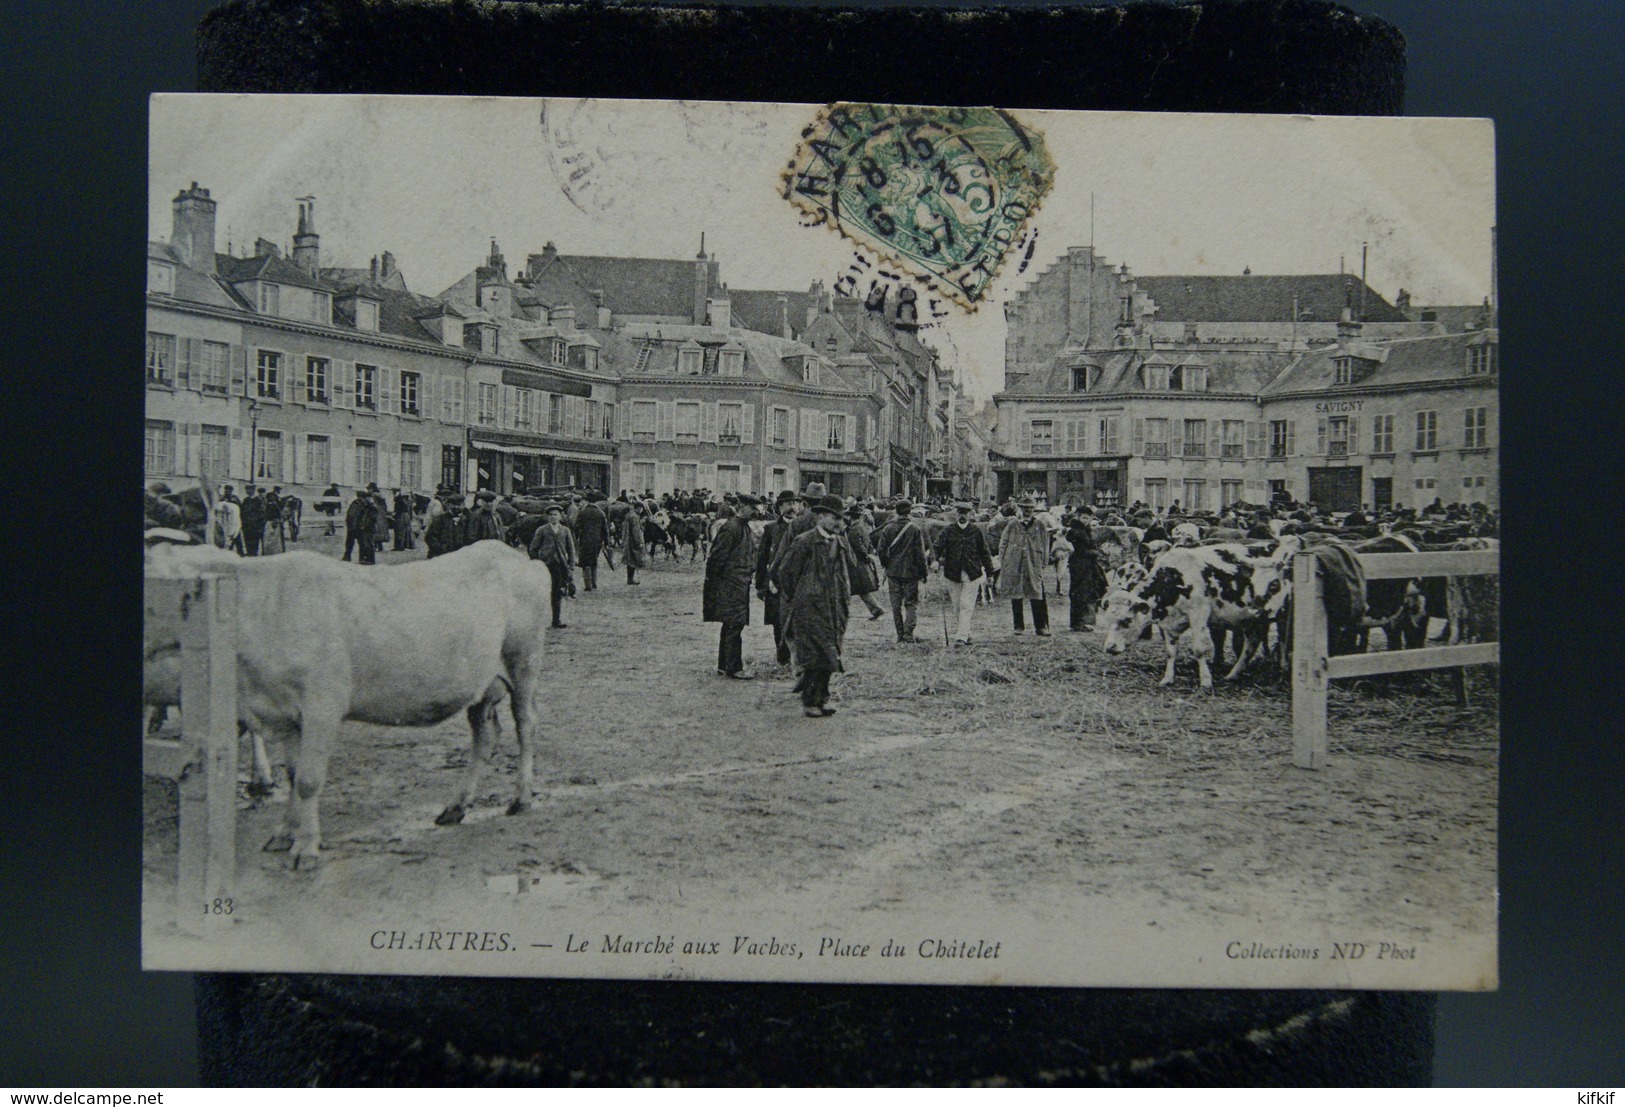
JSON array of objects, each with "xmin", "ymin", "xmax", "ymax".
[
  {"xmin": 146, "ymin": 185, "xmax": 475, "ymax": 500},
  {"xmin": 434, "ymin": 243, "xmax": 618, "ymax": 494},
  {"xmin": 1256, "ymin": 325, "xmax": 1498, "ymax": 511},
  {"xmin": 599, "ymin": 311, "xmax": 881, "ymax": 498}
]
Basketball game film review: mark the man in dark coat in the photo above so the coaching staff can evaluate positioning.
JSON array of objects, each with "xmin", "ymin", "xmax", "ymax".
[
  {"xmin": 873, "ymin": 501, "xmax": 931, "ymax": 643},
  {"xmin": 623, "ymin": 504, "xmax": 649, "ymax": 584},
  {"xmin": 460, "ymin": 489, "xmax": 507, "ymax": 547},
  {"xmin": 424, "ymin": 500, "xmax": 463, "ymax": 559},
  {"xmin": 843, "ymin": 504, "xmax": 887, "ymax": 620},
  {"xmin": 1063, "ymin": 513, "xmax": 1108, "ymax": 630},
  {"xmin": 342, "ymin": 488, "xmax": 378, "ymax": 564},
  {"xmin": 772, "ymin": 495, "xmax": 853, "ymax": 717},
  {"xmin": 264, "ymin": 486, "xmax": 284, "ymax": 548},
  {"xmin": 240, "ymin": 487, "xmax": 267, "ymax": 557},
  {"xmin": 933, "ymin": 501, "xmax": 996, "ymax": 645},
  {"xmin": 391, "ymin": 488, "xmax": 415, "ymax": 551},
  {"xmin": 705, "ymin": 492, "xmax": 760, "ymax": 679},
  {"xmin": 573, "ymin": 495, "xmax": 610, "ymax": 591},
  {"xmin": 528, "ymin": 503, "xmax": 578, "ymax": 629},
  {"xmin": 755, "ymin": 490, "xmax": 799, "ymax": 666}
]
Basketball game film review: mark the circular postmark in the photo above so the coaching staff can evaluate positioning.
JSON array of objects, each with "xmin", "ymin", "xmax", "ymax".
[{"xmin": 782, "ymin": 104, "xmax": 1055, "ymax": 311}]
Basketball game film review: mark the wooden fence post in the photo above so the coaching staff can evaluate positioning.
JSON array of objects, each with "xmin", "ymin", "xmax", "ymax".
[
  {"xmin": 1291, "ymin": 552, "xmax": 1329, "ymax": 770},
  {"xmin": 176, "ymin": 575, "xmax": 239, "ymax": 935}
]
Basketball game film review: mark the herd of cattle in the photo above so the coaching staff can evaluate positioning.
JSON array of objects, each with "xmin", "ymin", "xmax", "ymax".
[{"xmin": 143, "ymin": 484, "xmax": 1497, "ymax": 867}]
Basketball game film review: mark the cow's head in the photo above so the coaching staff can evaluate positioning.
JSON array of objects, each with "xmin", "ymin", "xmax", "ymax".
[{"xmin": 1101, "ymin": 590, "xmax": 1155, "ymax": 655}]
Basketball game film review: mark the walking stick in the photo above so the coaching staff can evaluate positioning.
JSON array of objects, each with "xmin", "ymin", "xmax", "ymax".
[{"xmin": 942, "ymin": 579, "xmax": 952, "ymax": 647}]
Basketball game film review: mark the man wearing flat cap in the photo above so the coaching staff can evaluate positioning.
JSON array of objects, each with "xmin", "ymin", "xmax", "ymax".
[
  {"xmin": 459, "ymin": 488, "xmax": 507, "ymax": 548},
  {"xmin": 772, "ymin": 494, "xmax": 855, "ymax": 717},
  {"xmin": 873, "ymin": 499, "xmax": 931, "ymax": 644},
  {"xmin": 842, "ymin": 502, "xmax": 887, "ymax": 621},
  {"xmin": 528, "ymin": 502, "xmax": 577, "ymax": 629},
  {"xmin": 934, "ymin": 501, "xmax": 996, "ymax": 645},
  {"xmin": 705, "ymin": 492, "xmax": 761, "ymax": 678}
]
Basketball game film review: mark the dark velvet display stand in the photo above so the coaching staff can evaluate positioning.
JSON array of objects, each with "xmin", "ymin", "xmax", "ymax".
[{"xmin": 191, "ymin": 0, "xmax": 1430, "ymax": 1085}]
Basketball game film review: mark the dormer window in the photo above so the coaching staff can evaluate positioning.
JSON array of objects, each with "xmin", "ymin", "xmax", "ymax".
[
  {"xmin": 356, "ymin": 299, "xmax": 379, "ymax": 332},
  {"xmin": 312, "ymin": 291, "xmax": 332, "ymax": 325},
  {"xmin": 1176, "ymin": 365, "xmax": 1208, "ymax": 392},
  {"xmin": 147, "ymin": 261, "xmax": 175, "ymax": 295},
  {"xmin": 1333, "ymin": 357, "xmax": 1352, "ymax": 385},
  {"xmin": 720, "ymin": 349, "xmax": 744, "ymax": 377},
  {"xmin": 1142, "ymin": 363, "xmax": 1171, "ymax": 390},
  {"xmin": 802, "ymin": 356, "xmax": 819, "ymax": 385},
  {"xmin": 1070, "ymin": 365, "xmax": 1100, "ymax": 392},
  {"xmin": 259, "ymin": 283, "xmax": 280, "ymax": 315},
  {"xmin": 548, "ymin": 338, "xmax": 567, "ymax": 366},
  {"xmin": 1467, "ymin": 343, "xmax": 1496, "ymax": 376},
  {"xmin": 678, "ymin": 344, "xmax": 703, "ymax": 375}
]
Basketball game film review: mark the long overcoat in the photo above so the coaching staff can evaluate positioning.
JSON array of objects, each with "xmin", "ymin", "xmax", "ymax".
[
  {"xmin": 459, "ymin": 505, "xmax": 507, "ymax": 547},
  {"xmin": 622, "ymin": 511, "xmax": 649, "ymax": 569},
  {"xmin": 1064, "ymin": 520, "xmax": 1108, "ymax": 608},
  {"xmin": 703, "ymin": 515, "xmax": 757, "ymax": 624},
  {"xmin": 755, "ymin": 516, "xmax": 793, "ymax": 627},
  {"xmin": 997, "ymin": 516, "xmax": 1051, "ymax": 600},
  {"xmin": 773, "ymin": 527, "xmax": 853, "ymax": 671},
  {"xmin": 573, "ymin": 502, "xmax": 609, "ymax": 568}
]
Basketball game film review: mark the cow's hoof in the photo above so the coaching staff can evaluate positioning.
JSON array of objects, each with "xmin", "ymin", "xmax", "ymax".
[
  {"xmin": 263, "ymin": 832, "xmax": 294, "ymax": 853},
  {"xmin": 245, "ymin": 781, "xmax": 276, "ymax": 800},
  {"xmin": 434, "ymin": 804, "xmax": 466, "ymax": 826},
  {"xmin": 505, "ymin": 799, "xmax": 532, "ymax": 817},
  {"xmin": 289, "ymin": 843, "xmax": 322, "ymax": 870},
  {"xmin": 1158, "ymin": 677, "xmax": 1175, "ymax": 687}
]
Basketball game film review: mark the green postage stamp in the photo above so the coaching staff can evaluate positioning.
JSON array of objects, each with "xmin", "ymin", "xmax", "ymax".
[{"xmin": 783, "ymin": 103, "xmax": 1055, "ymax": 310}]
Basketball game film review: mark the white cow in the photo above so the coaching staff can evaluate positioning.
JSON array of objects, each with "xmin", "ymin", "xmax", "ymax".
[{"xmin": 144, "ymin": 541, "xmax": 555, "ymax": 867}]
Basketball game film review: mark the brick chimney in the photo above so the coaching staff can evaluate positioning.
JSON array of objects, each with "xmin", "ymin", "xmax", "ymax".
[
  {"xmin": 171, "ymin": 182, "xmax": 217, "ymax": 273},
  {"xmin": 551, "ymin": 303, "xmax": 577, "ymax": 333},
  {"xmin": 775, "ymin": 293, "xmax": 790, "ymax": 338},
  {"xmin": 380, "ymin": 251, "xmax": 398, "ymax": 283},
  {"xmin": 253, "ymin": 237, "xmax": 280, "ymax": 258},
  {"xmin": 706, "ymin": 296, "xmax": 730, "ymax": 330},
  {"xmin": 292, "ymin": 197, "xmax": 320, "ymax": 275},
  {"xmin": 1337, "ymin": 306, "xmax": 1362, "ymax": 344},
  {"xmin": 693, "ymin": 234, "xmax": 710, "ymax": 325}
]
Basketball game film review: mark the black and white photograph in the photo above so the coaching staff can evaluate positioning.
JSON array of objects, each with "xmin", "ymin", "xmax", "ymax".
[{"xmin": 142, "ymin": 94, "xmax": 1498, "ymax": 989}]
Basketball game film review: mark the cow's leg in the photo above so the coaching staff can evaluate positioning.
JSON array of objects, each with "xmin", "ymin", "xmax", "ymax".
[
  {"xmin": 435, "ymin": 683, "xmax": 505, "ymax": 825},
  {"xmin": 260, "ymin": 721, "xmax": 304, "ymax": 855},
  {"xmin": 1159, "ymin": 630, "xmax": 1180, "ymax": 686},
  {"xmin": 505, "ymin": 667, "xmax": 541, "ymax": 817},
  {"xmin": 282, "ymin": 710, "xmax": 341, "ymax": 868},
  {"xmin": 1223, "ymin": 629, "xmax": 1259, "ymax": 680},
  {"xmin": 245, "ymin": 726, "xmax": 277, "ymax": 799},
  {"xmin": 1184, "ymin": 625, "xmax": 1217, "ymax": 689}
]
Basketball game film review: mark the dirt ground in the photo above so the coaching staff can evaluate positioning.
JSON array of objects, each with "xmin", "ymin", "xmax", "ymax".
[{"xmin": 144, "ymin": 528, "xmax": 1498, "ymax": 986}]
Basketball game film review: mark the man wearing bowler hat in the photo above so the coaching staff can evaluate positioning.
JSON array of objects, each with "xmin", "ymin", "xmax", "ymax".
[
  {"xmin": 755, "ymin": 490, "xmax": 800, "ymax": 667},
  {"xmin": 772, "ymin": 494, "xmax": 854, "ymax": 717},
  {"xmin": 705, "ymin": 492, "xmax": 761, "ymax": 678}
]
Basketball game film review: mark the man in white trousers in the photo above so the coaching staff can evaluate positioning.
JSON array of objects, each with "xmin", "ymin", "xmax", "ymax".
[{"xmin": 932, "ymin": 500, "xmax": 997, "ymax": 646}]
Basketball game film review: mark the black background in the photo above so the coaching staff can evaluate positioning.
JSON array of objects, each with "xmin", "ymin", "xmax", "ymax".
[{"xmin": 3, "ymin": 0, "xmax": 1620, "ymax": 1086}]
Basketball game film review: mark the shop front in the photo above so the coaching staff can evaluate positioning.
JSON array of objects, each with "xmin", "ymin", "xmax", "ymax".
[
  {"xmin": 798, "ymin": 458, "xmax": 877, "ymax": 499},
  {"xmin": 992, "ymin": 455, "xmax": 1128, "ymax": 508},
  {"xmin": 470, "ymin": 431, "xmax": 615, "ymax": 496}
]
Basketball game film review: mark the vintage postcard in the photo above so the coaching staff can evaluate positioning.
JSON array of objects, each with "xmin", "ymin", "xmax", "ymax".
[{"xmin": 144, "ymin": 95, "xmax": 1497, "ymax": 988}]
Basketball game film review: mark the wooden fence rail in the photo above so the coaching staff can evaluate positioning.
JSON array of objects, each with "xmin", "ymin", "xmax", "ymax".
[
  {"xmin": 1292, "ymin": 549, "xmax": 1499, "ymax": 770},
  {"xmin": 143, "ymin": 574, "xmax": 239, "ymax": 935}
]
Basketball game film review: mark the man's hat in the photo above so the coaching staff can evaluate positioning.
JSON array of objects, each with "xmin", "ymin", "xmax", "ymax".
[
  {"xmin": 1016, "ymin": 494, "xmax": 1038, "ymax": 509},
  {"xmin": 367, "ymin": 482, "xmax": 380, "ymax": 492},
  {"xmin": 845, "ymin": 503, "xmax": 866, "ymax": 519},
  {"xmin": 475, "ymin": 489, "xmax": 498, "ymax": 502},
  {"xmin": 774, "ymin": 489, "xmax": 798, "ymax": 506},
  {"xmin": 803, "ymin": 481, "xmax": 827, "ymax": 498},
  {"xmin": 954, "ymin": 500, "xmax": 974, "ymax": 512},
  {"xmin": 812, "ymin": 494, "xmax": 844, "ymax": 516},
  {"xmin": 736, "ymin": 492, "xmax": 763, "ymax": 507},
  {"xmin": 894, "ymin": 499, "xmax": 913, "ymax": 515}
]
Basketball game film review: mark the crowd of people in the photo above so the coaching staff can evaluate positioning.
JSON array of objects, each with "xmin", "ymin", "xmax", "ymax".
[{"xmin": 148, "ymin": 473, "xmax": 1501, "ymax": 720}]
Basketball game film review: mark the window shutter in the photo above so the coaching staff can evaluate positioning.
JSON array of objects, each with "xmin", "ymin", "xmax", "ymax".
[
  {"xmin": 576, "ymin": 395, "xmax": 589, "ymax": 438},
  {"xmin": 1018, "ymin": 419, "xmax": 1032, "ymax": 452},
  {"xmin": 177, "ymin": 338, "xmax": 196, "ymax": 390},
  {"xmin": 1286, "ymin": 420, "xmax": 1297, "ymax": 456},
  {"xmin": 867, "ymin": 413, "xmax": 876, "ymax": 453},
  {"xmin": 741, "ymin": 404, "xmax": 754, "ymax": 444},
  {"xmin": 739, "ymin": 463, "xmax": 753, "ymax": 493},
  {"xmin": 656, "ymin": 460, "xmax": 674, "ymax": 495},
  {"xmin": 380, "ymin": 368, "xmax": 395, "ymax": 415},
  {"xmin": 657, "ymin": 401, "xmax": 675, "ymax": 442},
  {"xmin": 334, "ymin": 361, "xmax": 353, "ymax": 409},
  {"xmin": 1348, "ymin": 415, "xmax": 1360, "ymax": 453},
  {"xmin": 817, "ymin": 412, "xmax": 831, "ymax": 451},
  {"xmin": 290, "ymin": 433, "xmax": 304, "ymax": 485},
  {"xmin": 696, "ymin": 402, "xmax": 714, "ymax": 443},
  {"xmin": 382, "ymin": 445, "xmax": 398, "ymax": 487},
  {"xmin": 500, "ymin": 385, "xmax": 515, "ymax": 429},
  {"xmin": 787, "ymin": 410, "xmax": 799, "ymax": 449},
  {"xmin": 617, "ymin": 401, "xmax": 630, "ymax": 441},
  {"xmin": 1170, "ymin": 420, "xmax": 1183, "ymax": 458},
  {"xmin": 288, "ymin": 358, "xmax": 305, "ymax": 405},
  {"xmin": 230, "ymin": 346, "xmax": 247, "ymax": 396},
  {"xmin": 1316, "ymin": 417, "xmax": 1327, "ymax": 455},
  {"xmin": 440, "ymin": 374, "xmax": 455, "ymax": 422},
  {"xmin": 800, "ymin": 410, "xmax": 817, "ymax": 450},
  {"xmin": 229, "ymin": 427, "xmax": 247, "ymax": 480},
  {"xmin": 699, "ymin": 462, "xmax": 717, "ymax": 490},
  {"xmin": 1133, "ymin": 418, "xmax": 1145, "ymax": 456},
  {"xmin": 335, "ymin": 437, "xmax": 353, "ymax": 485},
  {"xmin": 1247, "ymin": 421, "xmax": 1262, "ymax": 459},
  {"xmin": 181, "ymin": 423, "xmax": 201, "ymax": 477}
]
